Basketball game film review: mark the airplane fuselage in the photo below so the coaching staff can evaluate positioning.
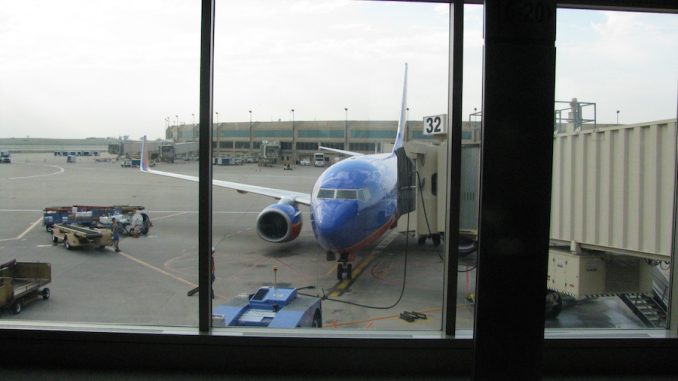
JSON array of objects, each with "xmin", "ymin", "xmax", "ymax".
[{"xmin": 310, "ymin": 152, "xmax": 398, "ymax": 254}]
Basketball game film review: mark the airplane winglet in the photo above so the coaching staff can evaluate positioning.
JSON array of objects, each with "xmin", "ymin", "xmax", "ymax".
[
  {"xmin": 140, "ymin": 135, "xmax": 149, "ymax": 172},
  {"xmin": 392, "ymin": 63, "xmax": 408, "ymax": 153}
]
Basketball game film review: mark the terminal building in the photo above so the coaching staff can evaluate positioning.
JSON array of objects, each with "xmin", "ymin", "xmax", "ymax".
[{"xmin": 165, "ymin": 119, "xmax": 482, "ymax": 163}]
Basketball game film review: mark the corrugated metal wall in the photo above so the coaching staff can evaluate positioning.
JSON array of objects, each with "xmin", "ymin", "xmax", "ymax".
[{"xmin": 550, "ymin": 120, "xmax": 677, "ymax": 259}]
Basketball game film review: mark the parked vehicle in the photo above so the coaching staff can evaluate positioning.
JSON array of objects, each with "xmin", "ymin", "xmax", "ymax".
[
  {"xmin": 0, "ymin": 260, "xmax": 51, "ymax": 314},
  {"xmin": 1, "ymin": 151, "xmax": 12, "ymax": 163}
]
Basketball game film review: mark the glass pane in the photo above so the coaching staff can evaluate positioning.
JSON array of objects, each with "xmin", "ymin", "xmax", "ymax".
[
  {"xmin": 546, "ymin": 9, "xmax": 678, "ymax": 331},
  {"xmin": 335, "ymin": 190, "xmax": 357, "ymax": 200},
  {"xmin": 317, "ymin": 189, "xmax": 335, "ymax": 199},
  {"xmin": 0, "ymin": 1, "xmax": 200, "ymax": 326},
  {"xmin": 210, "ymin": 0, "xmax": 450, "ymax": 332},
  {"xmin": 456, "ymin": 3, "xmax": 484, "ymax": 332}
]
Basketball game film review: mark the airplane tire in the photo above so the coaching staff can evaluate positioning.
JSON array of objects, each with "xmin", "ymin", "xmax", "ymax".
[
  {"xmin": 312, "ymin": 309, "xmax": 322, "ymax": 328},
  {"xmin": 336, "ymin": 263, "xmax": 343, "ymax": 280},
  {"xmin": 64, "ymin": 239, "xmax": 71, "ymax": 250},
  {"xmin": 42, "ymin": 288, "xmax": 50, "ymax": 300},
  {"xmin": 52, "ymin": 234, "xmax": 58, "ymax": 244},
  {"xmin": 346, "ymin": 264, "xmax": 353, "ymax": 280}
]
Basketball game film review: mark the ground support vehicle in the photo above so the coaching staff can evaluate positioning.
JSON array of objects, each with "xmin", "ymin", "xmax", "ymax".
[
  {"xmin": 0, "ymin": 151, "xmax": 11, "ymax": 163},
  {"xmin": 212, "ymin": 286, "xmax": 322, "ymax": 328},
  {"xmin": 43, "ymin": 205, "xmax": 151, "ymax": 235},
  {"xmin": 313, "ymin": 152, "xmax": 325, "ymax": 167},
  {"xmin": 51, "ymin": 224, "xmax": 113, "ymax": 250},
  {"xmin": 121, "ymin": 159, "xmax": 140, "ymax": 168},
  {"xmin": 0, "ymin": 260, "xmax": 51, "ymax": 314}
]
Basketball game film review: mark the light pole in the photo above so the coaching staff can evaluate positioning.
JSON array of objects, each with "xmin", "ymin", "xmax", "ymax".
[
  {"xmin": 344, "ymin": 107, "xmax": 348, "ymax": 150},
  {"xmin": 616, "ymin": 110, "xmax": 620, "ymax": 126},
  {"xmin": 291, "ymin": 108, "xmax": 295, "ymax": 164},
  {"xmin": 249, "ymin": 110, "xmax": 253, "ymax": 154},
  {"xmin": 215, "ymin": 112, "xmax": 219, "ymax": 156}
]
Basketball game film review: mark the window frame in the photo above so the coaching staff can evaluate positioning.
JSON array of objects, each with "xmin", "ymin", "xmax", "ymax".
[{"xmin": 1, "ymin": 0, "xmax": 678, "ymax": 377}]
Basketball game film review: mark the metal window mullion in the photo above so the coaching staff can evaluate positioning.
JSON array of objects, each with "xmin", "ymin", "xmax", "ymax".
[
  {"xmin": 198, "ymin": 0, "xmax": 215, "ymax": 333},
  {"xmin": 443, "ymin": 0, "xmax": 464, "ymax": 337}
]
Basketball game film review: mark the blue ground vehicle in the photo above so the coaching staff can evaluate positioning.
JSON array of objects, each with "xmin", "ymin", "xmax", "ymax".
[{"xmin": 213, "ymin": 286, "xmax": 322, "ymax": 328}]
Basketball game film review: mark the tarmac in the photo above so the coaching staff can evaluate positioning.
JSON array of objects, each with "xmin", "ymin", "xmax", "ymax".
[{"xmin": 0, "ymin": 153, "xmax": 647, "ymax": 332}]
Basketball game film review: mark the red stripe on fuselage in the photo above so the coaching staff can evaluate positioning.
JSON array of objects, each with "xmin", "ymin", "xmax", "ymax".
[{"xmin": 341, "ymin": 215, "xmax": 396, "ymax": 254}]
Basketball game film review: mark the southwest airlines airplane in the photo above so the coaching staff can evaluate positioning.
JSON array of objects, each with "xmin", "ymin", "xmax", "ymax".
[{"xmin": 141, "ymin": 65, "xmax": 412, "ymax": 280}]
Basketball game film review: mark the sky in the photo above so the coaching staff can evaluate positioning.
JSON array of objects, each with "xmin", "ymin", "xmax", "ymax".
[{"xmin": 0, "ymin": 1, "xmax": 676, "ymax": 140}]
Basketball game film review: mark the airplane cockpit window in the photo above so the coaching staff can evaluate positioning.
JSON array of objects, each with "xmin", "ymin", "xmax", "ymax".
[
  {"xmin": 317, "ymin": 189, "xmax": 335, "ymax": 199},
  {"xmin": 358, "ymin": 189, "xmax": 371, "ymax": 202},
  {"xmin": 335, "ymin": 190, "xmax": 358, "ymax": 200}
]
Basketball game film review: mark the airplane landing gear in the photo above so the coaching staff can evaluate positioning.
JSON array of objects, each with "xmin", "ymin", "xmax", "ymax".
[
  {"xmin": 336, "ymin": 262, "xmax": 353, "ymax": 280},
  {"xmin": 336, "ymin": 252, "xmax": 352, "ymax": 281}
]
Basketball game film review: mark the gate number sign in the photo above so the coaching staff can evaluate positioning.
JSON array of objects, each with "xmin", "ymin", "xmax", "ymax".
[{"xmin": 423, "ymin": 114, "xmax": 447, "ymax": 136}]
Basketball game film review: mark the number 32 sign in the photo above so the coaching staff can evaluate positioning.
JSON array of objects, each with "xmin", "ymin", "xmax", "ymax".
[{"xmin": 422, "ymin": 114, "xmax": 447, "ymax": 136}]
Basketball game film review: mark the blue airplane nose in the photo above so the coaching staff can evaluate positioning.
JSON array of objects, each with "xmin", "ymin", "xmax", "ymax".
[{"xmin": 312, "ymin": 200, "xmax": 359, "ymax": 252}]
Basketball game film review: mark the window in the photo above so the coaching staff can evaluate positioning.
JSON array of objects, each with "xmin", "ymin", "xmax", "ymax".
[
  {"xmin": 546, "ymin": 8, "xmax": 678, "ymax": 332},
  {"xmin": 0, "ymin": 0, "xmax": 201, "ymax": 327},
  {"xmin": 4, "ymin": 1, "xmax": 676, "ymax": 377},
  {"xmin": 316, "ymin": 189, "xmax": 335, "ymax": 199},
  {"xmin": 296, "ymin": 142, "xmax": 319, "ymax": 151},
  {"xmin": 213, "ymin": 0, "xmax": 449, "ymax": 334}
]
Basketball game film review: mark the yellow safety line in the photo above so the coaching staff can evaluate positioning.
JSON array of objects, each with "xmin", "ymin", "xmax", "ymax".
[
  {"xmin": 325, "ymin": 231, "xmax": 398, "ymax": 296},
  {"xmin": 329, "ymin": 251, "xmax": 379, "ymax": 297},
  {"xmin": 0, "ymin": 217, "xmax": 42, "ymax": 242},
  {"xmin": 116, "ymin": 250, "xmax": 197, "ymax": 288}
]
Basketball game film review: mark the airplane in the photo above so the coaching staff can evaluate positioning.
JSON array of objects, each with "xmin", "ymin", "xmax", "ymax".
[{"xmin": 140, "ymin": 64, "xmax": 415, "ymax": 280}]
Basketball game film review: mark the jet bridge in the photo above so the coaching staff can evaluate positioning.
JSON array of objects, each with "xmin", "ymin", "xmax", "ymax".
[{"xmin": 397, "ymin": 126, "xmax": 480, "ymax": 248}]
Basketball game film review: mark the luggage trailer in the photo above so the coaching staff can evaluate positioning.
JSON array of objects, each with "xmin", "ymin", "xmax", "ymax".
[
  {"xmin": 51, "ymin": 224, "xmax": 113, "ymax": 250},
  {"xmin": 0, "ymin": 260, "xmax": 51, "ymax": 315}
]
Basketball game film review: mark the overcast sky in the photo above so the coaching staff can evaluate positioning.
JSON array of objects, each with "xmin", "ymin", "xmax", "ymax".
[{"xmin": 0, "ymin": 1, "xmax": 676, "ymax": 140}]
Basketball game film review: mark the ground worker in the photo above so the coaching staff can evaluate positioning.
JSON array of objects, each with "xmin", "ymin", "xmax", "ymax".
[{"xmin": 111, "ymin": 217, "xmax": 120, "ymax": 252}]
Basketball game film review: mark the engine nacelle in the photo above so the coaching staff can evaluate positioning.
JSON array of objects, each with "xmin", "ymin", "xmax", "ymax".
[{"xmin": 256, "ymin": 202, "xmax": 303, "ymax": 243}]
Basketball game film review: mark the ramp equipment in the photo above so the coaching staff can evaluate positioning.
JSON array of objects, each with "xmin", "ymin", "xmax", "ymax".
[
  {"xmin": 43, "ymin": 205, "xmax": 151, "ymax": 236},
  {"xmin": 51, "ymin": 224, "xmax": 113, "ymax": 250},
  {"xmin": 0, "ymin": 260, "xmax": 51, "ymax": 315},
  {"xmin": 212, "ymin": 286, "xmax": 322, "ymax": 328}
]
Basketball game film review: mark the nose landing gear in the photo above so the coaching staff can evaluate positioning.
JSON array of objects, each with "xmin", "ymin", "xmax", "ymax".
[
  {"xmin": 337, "ymin": 262, "xmax": 353, "ymax": 280},
  {"xmin": 336, "ymin": 252, "xmax": 353, "ymax": 281}
]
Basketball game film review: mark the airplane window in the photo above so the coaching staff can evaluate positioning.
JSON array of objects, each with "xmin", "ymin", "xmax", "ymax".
[
  {"xmin": 316, "ymin": 189, "xmax": 335, "ymax": 199},
  {"xmin": 335, "ymin": 190, "xmax": 358, "ymax": 200},
  {"xmin": 358, "ymin": 189, "xmax": 371, "ymax": 202}
]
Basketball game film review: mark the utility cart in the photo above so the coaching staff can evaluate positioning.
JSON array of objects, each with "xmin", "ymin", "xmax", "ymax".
[
  {"xmin": 0, "ymin": 260, "xmax": 51, "ymax": 314},
  {"xmin": 51, "ymin": 224, "xmax": 113, "ymax": 250}
]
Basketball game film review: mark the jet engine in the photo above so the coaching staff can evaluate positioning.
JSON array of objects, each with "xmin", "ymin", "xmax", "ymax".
[{"xmin": 256, "ymin": 202, "xmax": 303, "ymax": 243}]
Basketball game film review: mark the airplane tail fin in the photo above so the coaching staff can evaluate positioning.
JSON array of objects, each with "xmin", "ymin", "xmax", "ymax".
[
  {"xmin": 392, "ymin": 63, "xmax": 408, "ymax": 153},
  {"xmin": 140, "ymin": 136, "xmax": 150, "ymax": 172}
]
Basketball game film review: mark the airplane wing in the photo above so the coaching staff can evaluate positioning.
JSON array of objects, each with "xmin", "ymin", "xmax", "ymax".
[
  {"xmin": 140, "ymin": 139, "xmax": 311, "ymax": 206},
  {"xmin": 319, "ymin": 145, "xmax": 364, "ymax": 157}
]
